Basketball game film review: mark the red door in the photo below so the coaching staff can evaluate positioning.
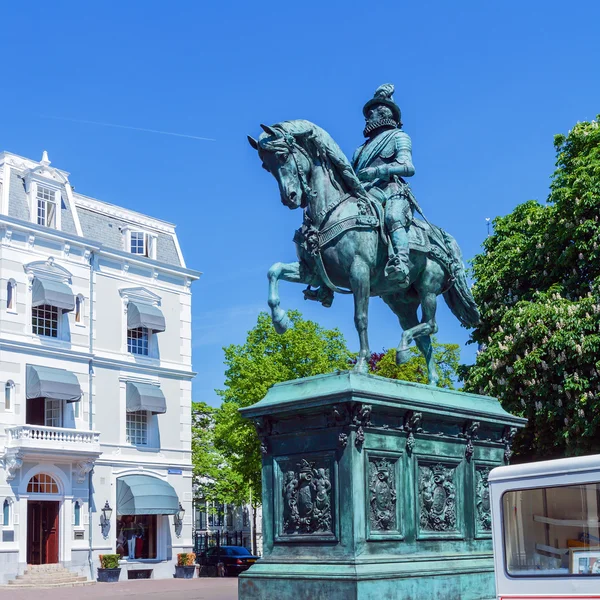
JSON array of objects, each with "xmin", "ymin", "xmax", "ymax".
[{"xmin": 27, "ymin": 501, "xmax": 59, "ymax": 564}]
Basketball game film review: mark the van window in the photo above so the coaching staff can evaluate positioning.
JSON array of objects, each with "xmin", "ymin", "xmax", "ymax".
[{"xmin": 503, "ymin": 482, "xmax": 600, "ymax": 577}]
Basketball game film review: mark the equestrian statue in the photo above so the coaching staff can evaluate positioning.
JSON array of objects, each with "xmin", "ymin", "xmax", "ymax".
[{"xmin": 247, "ymin": 84, "xmax": 479, "ymax": 385}]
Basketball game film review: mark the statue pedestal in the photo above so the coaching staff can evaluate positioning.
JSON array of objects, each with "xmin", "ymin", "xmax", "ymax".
[{"xmin": 239, "ymin": 372, "xmax": 525, "ymax": 600}]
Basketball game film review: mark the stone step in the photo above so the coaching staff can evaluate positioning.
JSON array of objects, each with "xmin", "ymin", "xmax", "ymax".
[
  {"xmin": 2, "ymin": 581, "xmax": 95, "ymax": 589},
  {"xmin": 14, "ymin": 575, "xmax": 88, "ymax": 583},
  {"xmin": 26, "ymin": 563, "xmax": 67, "ymax": 571}
]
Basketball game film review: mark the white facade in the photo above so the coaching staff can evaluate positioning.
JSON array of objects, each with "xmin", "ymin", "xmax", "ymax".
[{"xmin": 0, "ymin": 150, "xmax": 199, "ymax": 582}]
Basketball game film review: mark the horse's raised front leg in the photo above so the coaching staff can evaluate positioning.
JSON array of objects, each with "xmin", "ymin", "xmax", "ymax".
[
  {"xmin": 349, "ymin": 258, "xmax": 371, "ymax": 374},
  {"xmin": 397, "ymin": 291, "xmax": 439, "ymax": 386},
  {"xmin": 267, "ymin": 261, "xmax": 312, "ymax": 334}
]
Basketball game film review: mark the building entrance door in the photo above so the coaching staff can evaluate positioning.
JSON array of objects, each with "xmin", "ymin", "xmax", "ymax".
[{"xmin": 27, "ymin": 501, "xmax": 59, "ymax": 564}]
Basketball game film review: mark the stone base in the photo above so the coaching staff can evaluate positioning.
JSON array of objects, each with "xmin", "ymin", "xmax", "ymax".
[
  {"xmin": 240, "ymin": 556, "xmax": 495, "ymax": 600},
  {"xmin": 239, "ymin": 372, "xmax": 525, "ymax": 600}
]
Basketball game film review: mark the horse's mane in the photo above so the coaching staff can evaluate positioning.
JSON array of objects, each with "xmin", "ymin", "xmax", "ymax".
[{"xmin": 259, "ymin": 119, "xmax": 369, "ymax": 201}]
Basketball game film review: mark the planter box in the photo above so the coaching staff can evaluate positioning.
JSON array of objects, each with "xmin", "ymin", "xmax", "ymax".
[
  {"xmin": 174, "ymin": 565, "xmax": 196, "ymax": 579},
  {"xmin": 97, "ymin": 567, "xmax": 121, "ymax": 583}
]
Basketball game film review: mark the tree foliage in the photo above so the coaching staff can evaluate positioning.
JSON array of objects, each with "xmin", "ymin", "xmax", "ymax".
[
  {"xmin": 368, "ymin": 339, "xmax": 460, "ymax": 388},
  {"xmin": 191, "ymin": 401, "xmax": 249, "ymax": 506},
  {"xmin": 463, "ymin": 116, "xmax": 600, "ymax": 460},
  {"xmin": 213, "ymin": 311, "xmax": 353, "ymax": 501}
]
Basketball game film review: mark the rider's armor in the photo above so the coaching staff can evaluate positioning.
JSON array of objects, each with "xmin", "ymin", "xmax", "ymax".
[{"xmin": 352, "ymin": 84, "xmax": 415, "ymax": 285}]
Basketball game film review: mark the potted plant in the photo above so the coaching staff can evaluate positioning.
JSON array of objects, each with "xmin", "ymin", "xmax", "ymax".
[
  {"xmin": 174, "ymin": 552, "xmax": 196, "ymax": 578},
  {"xmin": 97, "ymin": 554, "xmax": 121, "ymax": 582}
]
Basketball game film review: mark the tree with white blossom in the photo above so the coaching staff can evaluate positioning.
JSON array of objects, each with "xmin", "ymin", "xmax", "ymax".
[{"xmin": 462, "ymin": 116, "xmax": 600, "ymax": 461}]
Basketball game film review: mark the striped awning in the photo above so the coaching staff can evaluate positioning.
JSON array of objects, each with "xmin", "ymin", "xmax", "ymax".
[
  {"xmin": 32, "ymin": 278, "xmax": 75, "ymax": 312},
  {"xmin": 126, "ymin": 381, "xmax": 166, "ymax": 414},
  {"xmin": 117, "ymin": 475, "xmax": 179, "ymax": 515},
  {"xmin": 127, "ymin": 302, "xmax": 166, "ymax": 332},
  {"xmin": 26, "ymin": 365, "xmax": 82, "ymax": 403}
]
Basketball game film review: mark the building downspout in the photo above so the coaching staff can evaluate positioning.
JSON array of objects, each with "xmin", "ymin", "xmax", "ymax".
[{"xmin": 87, "ymin": 251, "xmax": 95, "ymax": 581}]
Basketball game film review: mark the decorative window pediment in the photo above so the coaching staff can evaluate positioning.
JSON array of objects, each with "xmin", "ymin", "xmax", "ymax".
[
  {"xmin": 119, "ymin": 287, "xmax": 161, "ymax": 306},
  {"xmin": 23, "ymin": 151, "xmax": 68, "ymax": 190},
  {"xmin": 24, "ymin": 258, "xmax": 73, "ymax": 284}
]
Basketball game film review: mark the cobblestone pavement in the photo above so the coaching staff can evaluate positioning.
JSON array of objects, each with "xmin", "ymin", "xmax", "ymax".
[{"xmin": 0, "ymin": 578, "xmax": 238, "ymax": 600}]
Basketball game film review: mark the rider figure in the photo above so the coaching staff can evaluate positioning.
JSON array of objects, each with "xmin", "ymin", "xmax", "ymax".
[{"xmin": 352, "ymin": 84, "xmax": 415, "ymax": 286}]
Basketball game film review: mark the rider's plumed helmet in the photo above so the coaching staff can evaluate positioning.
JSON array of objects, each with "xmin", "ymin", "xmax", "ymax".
[{"xmin": 362, "ymin": 83, "xmax": 402, "ymax": 126}]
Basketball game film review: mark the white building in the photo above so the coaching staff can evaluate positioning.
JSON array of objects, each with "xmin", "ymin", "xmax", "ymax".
[{"xmin": 0, "ymin": 150, "xmax": 199, "ymax": 582}]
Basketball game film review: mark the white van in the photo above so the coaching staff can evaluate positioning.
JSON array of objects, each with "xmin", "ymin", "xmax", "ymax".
[{"xmin": 489, "ymin": 454, "xmax": 600, "ymax": 599}]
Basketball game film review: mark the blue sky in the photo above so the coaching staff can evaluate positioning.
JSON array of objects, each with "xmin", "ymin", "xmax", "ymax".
[{"xmin": 2, "ymin": 2, "xmax": 599, "ymax": 405}]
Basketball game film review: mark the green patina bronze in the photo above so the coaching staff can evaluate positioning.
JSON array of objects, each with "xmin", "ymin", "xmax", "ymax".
[
  {"xmin": 239, "ymin": 373, "xmax": 526, "ymax": 599},
  {"xmin": 240, "ymin": 86, "xmax": 525, "ymax": 599},
  {"xmin": 248, "ymin": 84, "xmax": 479, "ymax": 385}
]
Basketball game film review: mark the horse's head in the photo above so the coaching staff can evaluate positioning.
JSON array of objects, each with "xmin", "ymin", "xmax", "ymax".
[{"xmin": 248, "ymin": 124, "xmax": 313, "ymax": 210}]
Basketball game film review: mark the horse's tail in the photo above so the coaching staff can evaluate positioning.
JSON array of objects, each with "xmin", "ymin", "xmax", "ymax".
[{"xmin": 441, "ymin": 235, "xmax": 480, "ymax": 328}]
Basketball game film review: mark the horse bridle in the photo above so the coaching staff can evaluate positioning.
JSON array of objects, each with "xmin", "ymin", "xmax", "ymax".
[{"xmin": 281, "ymin": 133, "xmax": 314, "ymax": 209}]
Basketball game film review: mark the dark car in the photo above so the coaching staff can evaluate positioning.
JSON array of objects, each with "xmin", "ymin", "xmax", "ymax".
[{"xmin": 199, "ymin": 545, "xmax": 260, "ymax": 576}]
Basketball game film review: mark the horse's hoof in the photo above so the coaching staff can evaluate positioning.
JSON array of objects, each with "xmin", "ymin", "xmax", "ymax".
[
  {"xmin": 273, "ymin": 316, "xmax": 291, "ymax": 334},
  {"xmin": 272, "ymin": 308, "xmax": 291, "ymax": 334},
  {"xmin": 396, "ymin": 348, "xmax": 410, "ymax": 365},
  {"xmin": 353, "ymin": 360, "xmax": 369, "ymax": 374}
]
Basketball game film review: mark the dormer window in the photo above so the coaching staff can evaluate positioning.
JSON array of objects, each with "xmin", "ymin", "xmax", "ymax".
[
  {"xmin": 127, "ymin": 230, "xmax": 157, "ymax": 259},
  {"xmin": 36, "ymin": 185, "xmax": 57, "ymax": 228}
]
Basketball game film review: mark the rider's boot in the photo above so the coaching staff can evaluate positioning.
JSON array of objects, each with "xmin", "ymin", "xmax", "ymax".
[{"xmin": 385, "ymin": 229, "xmax": 410, "ymax": 287}]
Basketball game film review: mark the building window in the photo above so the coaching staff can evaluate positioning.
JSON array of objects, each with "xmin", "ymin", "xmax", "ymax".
[
  {"xmin": 27, "ymin": 474, "xmax": 59, "ymax": 494},
  {"xmin": 127, "ymin": 327, "xmax": 149, "ymax": 355},
  {"xmin": 45, "ymin": 399, "xmax": 62, "ymax": 427},
  {"xmin": 226, "ymin": 505, "xmax": 233, "ymax": 527},
  {"xmin": 3, "ymin": 499, "xmax": 11, "ymax": 526},
  {"xmin": 116, "ymin": 515, "xmax": 157, "ymax": 559},
  {"xmin": 5, "ymin": 381, "xmax": 14, "ymax": 411},
  {"xmin": 75, "ymin": 295, "xmax": 84, "ymax": 324},
  {"xmin": 130, "ymin": 231, "xmax": 145, "ymax": 255},
  {"xmin": 129, "ymin": 231, "xmax": 156, "ymax": 258},
  {"xmin": 36, "ymin": 185, "xmax": 57, "ymax": 228},
  {"xmin": 6, "ymin": 280, "xmax": 16, "ymax": 311},
  {"xmin": 126, "ymin": 411, "xmax": 148, "ymax": 445},
  {"xmin": 73, "ymin": 399, "xmax": 81, "ymax": 419},
  {"xmin": 32, "ymin": 304, "xmax": 59, "ymax": 337},
  {"xmin": 74, "ymin": 501, "xmax": 81, "ymax": 527},
  {"xmin": 243, "ymin": 507, "xmax": 249, "ymax": 528}
]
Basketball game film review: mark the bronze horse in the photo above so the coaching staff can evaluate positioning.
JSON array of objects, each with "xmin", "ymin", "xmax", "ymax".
[{"xmin": 248, "ymin": 120, "xmax": 479, "ymax": 384}]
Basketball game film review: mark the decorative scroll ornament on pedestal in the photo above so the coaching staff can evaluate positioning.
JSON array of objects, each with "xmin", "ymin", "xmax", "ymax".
[
  {"xmin": 253, "ymin": 417, "xmax": 272, "ymax": 455},
  {"xmin": 475, "ymin": 467, "xmax": 492, "ymax": 532},
  {"xmin": 462, "ymin": 420, "xmax": 480, "ymax": 462},
  {"xmin": 353, "ymin": 404, "xmax": 372, "ymax": 449},
  {"xmin": 282, "ymin": 459, "xmax": 332, "ymax": 535},
  {"xmin": 502, "ymin": 426, "xmax": 517, "ymax": 464},
  {"xmin": 369, "ymin": 458, "xmax": 397, "ymax": 531},
  {"xmin": 419, "ymin": 463, "xmax": 457, "ymax": 532},
  {"xmin": 403, "ymin": 411, "xmax": 423, "ymax": 456}
]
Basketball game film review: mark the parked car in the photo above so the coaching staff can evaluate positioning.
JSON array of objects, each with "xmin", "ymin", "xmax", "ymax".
[{"xmin": 199, "ymin": 545, "xmax": 260, "ymax": 576}]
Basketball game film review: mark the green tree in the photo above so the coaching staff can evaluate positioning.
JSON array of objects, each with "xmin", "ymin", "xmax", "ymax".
[
  {"xmin": 368, "ymin": 339, "xmax": 460, "ymax": 388},
  {"xmin": 191, "ymin": 401, "xmax": 249, "ymax": 506},
  {"xmin": 213, "ymin": 310, "xmax": 352, "ymax": 500},
  {"xmin": 463, "ymin": 116, "xmax": 600, "ymax": 461}
]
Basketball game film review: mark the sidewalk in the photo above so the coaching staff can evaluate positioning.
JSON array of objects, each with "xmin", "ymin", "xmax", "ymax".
[{"xmin": 0, "ymin": 578, "xmax": 238, "ymax": 600}]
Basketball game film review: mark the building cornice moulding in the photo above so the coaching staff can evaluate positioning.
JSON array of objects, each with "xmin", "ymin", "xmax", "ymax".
[
  {"xmin": 0, "ymin": 337, "xmax": 94, "ymax": 362},
  {"xmin": 0, "ymin": 216, "xmax": 200, "ymax": 280},
  {"xmin": 92, "ymin": 355, "xmax": 196, "ymax": 379}
]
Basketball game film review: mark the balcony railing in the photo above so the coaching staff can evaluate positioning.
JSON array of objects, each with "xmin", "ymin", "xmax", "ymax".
[{"xmin": 5, "ymin": 424, "xmax": 100, "ymax": 452}]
